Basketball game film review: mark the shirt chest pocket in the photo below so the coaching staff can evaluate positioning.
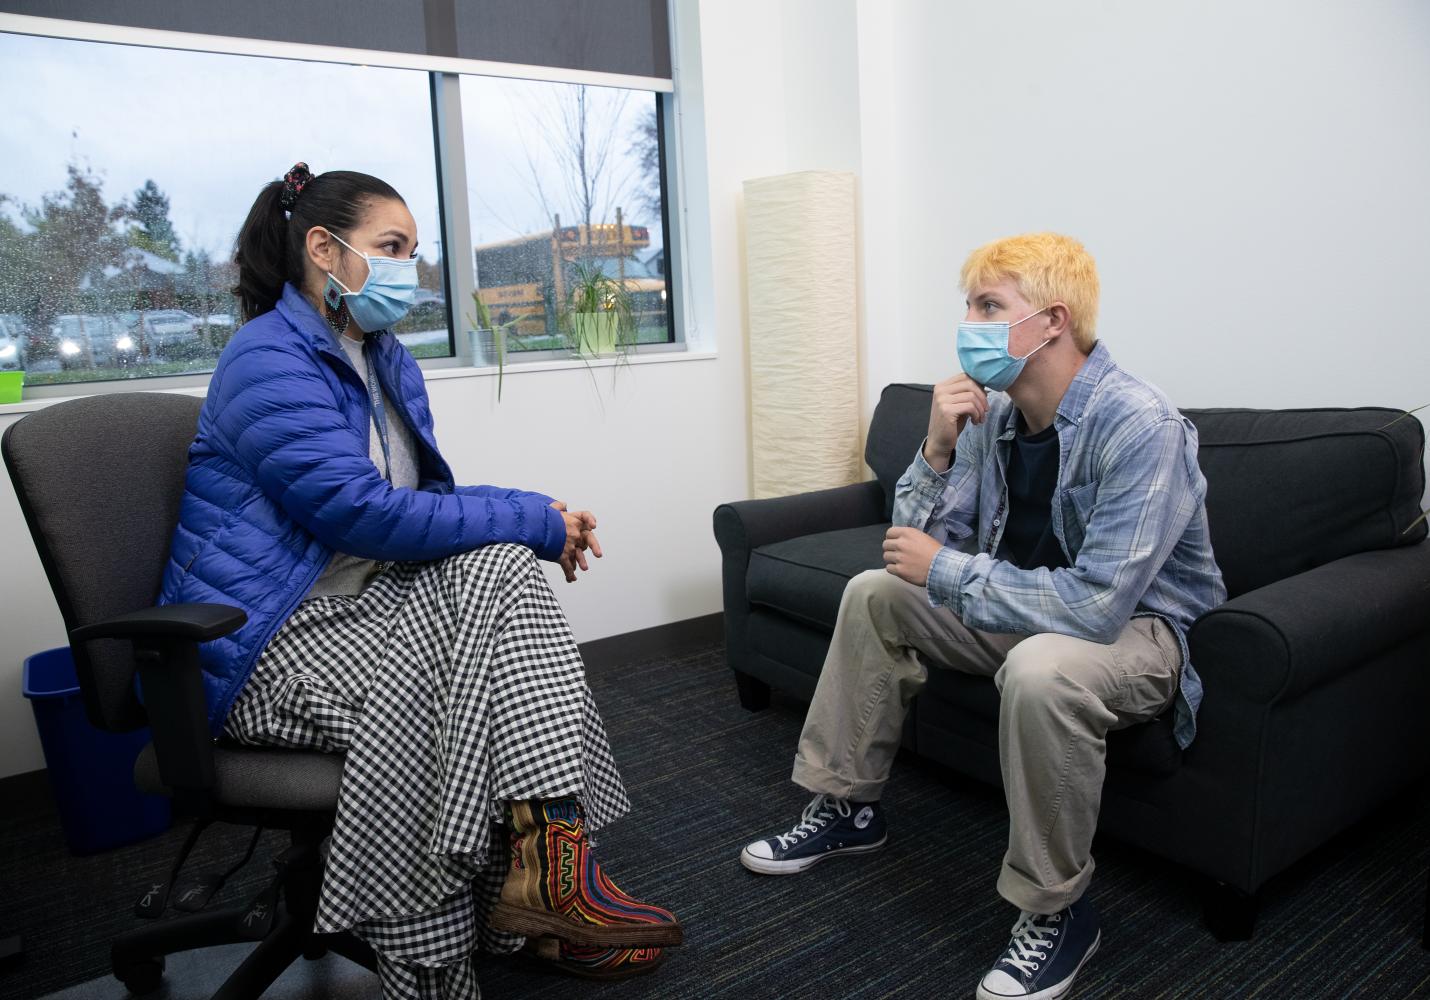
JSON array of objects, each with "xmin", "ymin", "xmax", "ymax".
[{"xmin": 1059, "ymin": 481, "xmax": 1098, "ymax": 555}]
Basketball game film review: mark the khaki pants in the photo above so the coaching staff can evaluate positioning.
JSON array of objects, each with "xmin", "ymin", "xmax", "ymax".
[{"xmin": 792, "ymin": 569, "xmax": 1180, "ymax": 914}]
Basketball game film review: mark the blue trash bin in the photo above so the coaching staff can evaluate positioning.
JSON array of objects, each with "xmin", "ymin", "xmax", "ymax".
[{"xmin": 22, "ymin": 646, "xmax": 171, "ymax": 855}]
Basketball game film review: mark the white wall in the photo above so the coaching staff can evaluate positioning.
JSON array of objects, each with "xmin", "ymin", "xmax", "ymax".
[
  {"xmin": 0, "ymin": 476, "xmax": 66, "ymax": 775},
  {"xmin": 859, "ymin": 0, "xmax": 1430, "ymax": 421}
]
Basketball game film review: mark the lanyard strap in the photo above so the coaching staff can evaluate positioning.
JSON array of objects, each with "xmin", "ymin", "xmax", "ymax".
[{"xmin": 361, "ymin": 340, "xmax": 393, "ymax": 482}]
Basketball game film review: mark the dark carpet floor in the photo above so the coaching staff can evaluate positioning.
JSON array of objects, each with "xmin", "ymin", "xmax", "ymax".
[{"xmin": 5, "ymin": 642, "xmax": 1430, "ymax": 999}]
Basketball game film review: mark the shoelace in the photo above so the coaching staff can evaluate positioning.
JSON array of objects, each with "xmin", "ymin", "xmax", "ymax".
[
  {"xmin": 774, "ymin": 794, "xmax": 851, "ymax": 850},
  {"xmin": 1002, "ymin": 911, "xmax": 1061, "ymax": 977}
]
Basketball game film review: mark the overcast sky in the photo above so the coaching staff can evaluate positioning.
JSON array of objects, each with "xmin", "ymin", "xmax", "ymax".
[{"xmin": 0, "ymin": 32, "xmax": 662, "ymax": 267}]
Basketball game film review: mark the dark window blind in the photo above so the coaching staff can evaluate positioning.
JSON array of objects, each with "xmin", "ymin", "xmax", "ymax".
[{"xmin": 2, "ymin": 0, "xmax": 672, "ymax": 82}]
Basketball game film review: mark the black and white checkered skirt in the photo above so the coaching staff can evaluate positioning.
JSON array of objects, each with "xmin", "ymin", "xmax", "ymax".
[{"xmin": 224, "ymin": 543, "xmax": 630, "ymax": 999}]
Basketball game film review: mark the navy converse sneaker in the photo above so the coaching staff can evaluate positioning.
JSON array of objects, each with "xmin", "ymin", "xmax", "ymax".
[
  {"xmin": 976, "ymin": 895, "xmax": 1100, "ymax": 1000},
  {"xmin": 739, "ymin": 794, "xmax": 887, "ymax": 875}
]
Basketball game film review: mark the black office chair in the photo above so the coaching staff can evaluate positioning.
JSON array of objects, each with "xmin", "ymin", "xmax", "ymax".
[{"xmin": 3, "ymin": 392, "xmax": 375, "ymax": 997}]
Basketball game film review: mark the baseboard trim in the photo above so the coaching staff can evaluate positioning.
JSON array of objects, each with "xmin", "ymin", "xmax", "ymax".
[{"xmin": 578, "ymin": 612, "xmax": 724, "ymax": 671}]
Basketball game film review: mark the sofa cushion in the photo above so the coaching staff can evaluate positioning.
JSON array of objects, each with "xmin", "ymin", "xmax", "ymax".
[
  {"xmin": 1184, "ymin": 408, "xmax": 1427, "ymax": 598},
  {"xmin": 865, "ymin": 384, "xmax": 936, "ymax": 519},
  {"xmin": 748, "ymin": 523, "xmax": 888, "ymax": 631}
]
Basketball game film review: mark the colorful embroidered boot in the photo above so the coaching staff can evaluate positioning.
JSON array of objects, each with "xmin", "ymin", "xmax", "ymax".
[
  {"xmin": 520, "ymin": 936, "xmax": 667, "ymax": 980},
  {"xmin": 490, "ymin": 799, "xmax": 683, "ymax": 948}
]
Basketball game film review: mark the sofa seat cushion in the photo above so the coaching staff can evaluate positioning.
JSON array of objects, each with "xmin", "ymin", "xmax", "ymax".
[{"xmin": 748, "ymin": 523, "xmax": 889, "ymax": 631}]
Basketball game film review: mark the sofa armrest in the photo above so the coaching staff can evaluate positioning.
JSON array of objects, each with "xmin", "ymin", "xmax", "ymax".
[
  {"xmin": 713, "ymin": 480, "xmax": 887, "ymax": 556},
  {"xmin": 1188, "ymin": 541, "xmax": 1430, "ymax": 704},
  {"xmin": 714, "ymin": 480, "xmax": 887, "ymax": 686}
]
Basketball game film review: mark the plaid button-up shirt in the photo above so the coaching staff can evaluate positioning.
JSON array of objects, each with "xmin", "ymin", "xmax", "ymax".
[{"xmin": 894, "ymin": 342, "xmax": 1226, "ymax": 749}]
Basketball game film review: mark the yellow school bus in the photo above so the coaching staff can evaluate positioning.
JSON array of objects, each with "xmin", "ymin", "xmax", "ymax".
[{"xmin": 472, "ymin": 218, "xmax": 668, "ymax": 343}]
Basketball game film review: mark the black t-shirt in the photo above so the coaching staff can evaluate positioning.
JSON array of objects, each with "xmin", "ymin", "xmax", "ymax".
[{"xmin": 995, "ymin": 416, "xmax": 1069, "ymax": 572}]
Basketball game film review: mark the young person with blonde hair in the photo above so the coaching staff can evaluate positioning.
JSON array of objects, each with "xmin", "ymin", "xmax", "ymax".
[{"xmin": 739, "ymin": 233, "xmax": 1224, "ymax": 1000}]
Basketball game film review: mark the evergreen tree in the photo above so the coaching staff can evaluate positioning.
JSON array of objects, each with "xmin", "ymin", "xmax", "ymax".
[
  {"xmin": 0, "ymin": 195, "xmax": 28, "ymax": 316},
  {"xmin": 126, "ymin": 179, "xmax": 182, "ymax": 261}
]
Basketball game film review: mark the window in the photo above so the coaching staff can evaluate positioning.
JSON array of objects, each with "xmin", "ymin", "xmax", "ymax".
[
  {"xmin": 461, "ymin": 77, "xmax": 672, "ymax": 361},
  {"xmin": 0, "ymin": 25, "xmax": 678, "ymax": 391},
  {"xmin": 0, "ymin": 33, "xmax": 441, "ymax": 386}
]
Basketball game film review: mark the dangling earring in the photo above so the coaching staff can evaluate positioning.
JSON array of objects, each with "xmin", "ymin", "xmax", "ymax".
[
  {"xmin": 322, "ymin": 275, "xmax": 350, "ymax": 335},
  {"xmin": 325, "ymin": 300, "xmax": 350, "ymax": 335}
]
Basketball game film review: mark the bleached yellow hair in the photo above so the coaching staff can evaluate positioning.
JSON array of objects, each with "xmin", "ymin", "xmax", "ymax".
[{"xmin": 960, "ymin": 233, "xmax": 1100, "ymax": 352}]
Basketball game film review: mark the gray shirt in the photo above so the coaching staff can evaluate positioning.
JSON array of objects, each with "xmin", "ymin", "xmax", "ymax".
[{"xmin": 306, "ymin": 334, "xmax": 420, "ymax": 598}]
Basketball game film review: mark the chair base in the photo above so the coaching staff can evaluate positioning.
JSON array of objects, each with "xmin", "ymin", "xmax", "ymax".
[
  {"xmin": 111, "ymin": 825, "xmax": 376, "ymax": 998},
  {"xmin": 113, "ymin": 903, "xmax": 377, "ymax": 998}
]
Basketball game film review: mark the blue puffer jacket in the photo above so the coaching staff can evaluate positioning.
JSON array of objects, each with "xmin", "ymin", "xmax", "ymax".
[{"xmin": 159, "ymin": 283, "xmax": 567, "ymax": 735}]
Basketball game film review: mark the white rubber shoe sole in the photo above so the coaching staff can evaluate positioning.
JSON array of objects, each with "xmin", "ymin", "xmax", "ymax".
[
  {"xmin": 739, "ymin": 834, "xmax": 888, "ymax": 875},
  {"xmin": 975, "ymin": 930, "xmax": 1100, "ymax": 1000}
]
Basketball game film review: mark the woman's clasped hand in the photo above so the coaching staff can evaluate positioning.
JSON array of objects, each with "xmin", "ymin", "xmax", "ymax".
[{"xmin": 550, "ymin": 499, "xmax": 602, "ymax": 582}]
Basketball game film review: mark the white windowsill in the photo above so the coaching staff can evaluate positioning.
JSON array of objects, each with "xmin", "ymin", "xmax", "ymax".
[
  {"xmin": 0, "ymin": 349, "xmax": 718, "ymax": 416},
  {"xmin": 422, "ymin": 349, "xmax": 717, "ymax": 381}
]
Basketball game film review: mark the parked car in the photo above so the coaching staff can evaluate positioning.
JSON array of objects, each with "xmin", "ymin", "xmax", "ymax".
[
  {"xmin": 52, "ymin": 314, "xmax": 139, "ymax": 369},
  {"xmin": 123, "ymin": 309, "xmax": 202, "ymax": 351},
  {"xmin": 0, "ymin": 314, "xmax": 26, "ymax": 371}
]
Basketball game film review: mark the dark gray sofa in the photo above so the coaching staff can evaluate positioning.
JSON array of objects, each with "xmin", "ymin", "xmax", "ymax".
[{"xmin": 714, "ymin": 383, "xmax": 1430, "ymax": 937}]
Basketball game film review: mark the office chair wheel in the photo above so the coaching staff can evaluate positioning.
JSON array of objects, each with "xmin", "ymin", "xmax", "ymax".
[{"xmin": 115, "ymin": 954, "xmax": 165, "ymax": 995}]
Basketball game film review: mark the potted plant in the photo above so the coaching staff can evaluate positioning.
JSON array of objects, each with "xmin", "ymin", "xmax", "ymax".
[
  {"xmin": 0, "ymin": 315, "xmax": 27, "ymax": 402},
  {"xmin": 466, "ymin": 291, "xmax": 520, "ymax": 399},
  {"xmin": 558, "ymin": 262, "xmax": 638, "ymax": 358}
]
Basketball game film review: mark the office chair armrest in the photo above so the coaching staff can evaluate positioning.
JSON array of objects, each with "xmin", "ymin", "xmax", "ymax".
[
  {"xmin": 70, "ymin": 602, "xmax": 247, "ymax": 643},
  {"xmin": 72, "ymin": 604, "xmax": 245, "ymax": 798}
]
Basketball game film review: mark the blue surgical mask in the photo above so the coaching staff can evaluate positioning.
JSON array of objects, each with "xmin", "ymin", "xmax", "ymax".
[
  {"xmin": 321, "ymin": 230, "xmax": 418, "ymax": 332},
  {"xmin": 956, "ymin": 308, "xmax": 1051, "ymax": 391}
]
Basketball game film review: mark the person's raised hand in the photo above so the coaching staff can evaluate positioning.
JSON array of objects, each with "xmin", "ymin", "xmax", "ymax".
[{"xmin": 924, "ymin": 373, "xmax": 988, "ymax": 472}]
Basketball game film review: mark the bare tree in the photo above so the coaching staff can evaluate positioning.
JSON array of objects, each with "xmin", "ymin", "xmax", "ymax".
[
  {"xmin": 515, "ymin": 85, "xmax": 638, "ymax": 234},
  {"xmin": 628, "ymin": 103, "xmax": 662, "ymax": 224}
]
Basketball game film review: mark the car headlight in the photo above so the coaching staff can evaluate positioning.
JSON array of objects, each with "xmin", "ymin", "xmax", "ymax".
[
  {"xmin": 60, "ymin": 339, "xmax": 81, "ymax": 357},
  {"xmin": 115, "ymin": 335, "xmax": 135, "ymax": 351},
  {"xmin": 0, "ymin": 344, "xmax": 15, "ymax": 359}
]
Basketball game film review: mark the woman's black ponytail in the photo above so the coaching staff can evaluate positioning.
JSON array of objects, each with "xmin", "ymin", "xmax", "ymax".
[
  {"xmin": 233, "ymin": 179, "xmax": 291, "ymax": 322},
  {"xmin": 233, "ymin": 163, "xmax": 404, "ymax": 323}
]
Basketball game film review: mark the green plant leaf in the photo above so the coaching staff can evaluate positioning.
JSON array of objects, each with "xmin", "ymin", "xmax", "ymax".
[
  {"xmin": 559, "ymin": 261, "xmax": 637, "ymax": 360},
  {"xmin": 1380, "ymin": 403, "xmax": 1429, "ymax": 429}
]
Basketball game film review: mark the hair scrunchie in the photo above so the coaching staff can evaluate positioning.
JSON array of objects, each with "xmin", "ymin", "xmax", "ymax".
[{"xmin": 278, "ymin": 162, "xmax": 313, "ymax": 210}]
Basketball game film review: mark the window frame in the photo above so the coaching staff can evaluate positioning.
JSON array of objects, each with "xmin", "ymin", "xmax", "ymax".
[{"xmin": 0, "ymin": 11, "xmax": 692, "ymax": 399}]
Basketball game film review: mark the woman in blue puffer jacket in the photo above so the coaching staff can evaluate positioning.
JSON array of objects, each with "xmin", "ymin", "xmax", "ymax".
[{"xmin": 159, "ymin": 163, "xmax": 680, "ymax": 997}]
